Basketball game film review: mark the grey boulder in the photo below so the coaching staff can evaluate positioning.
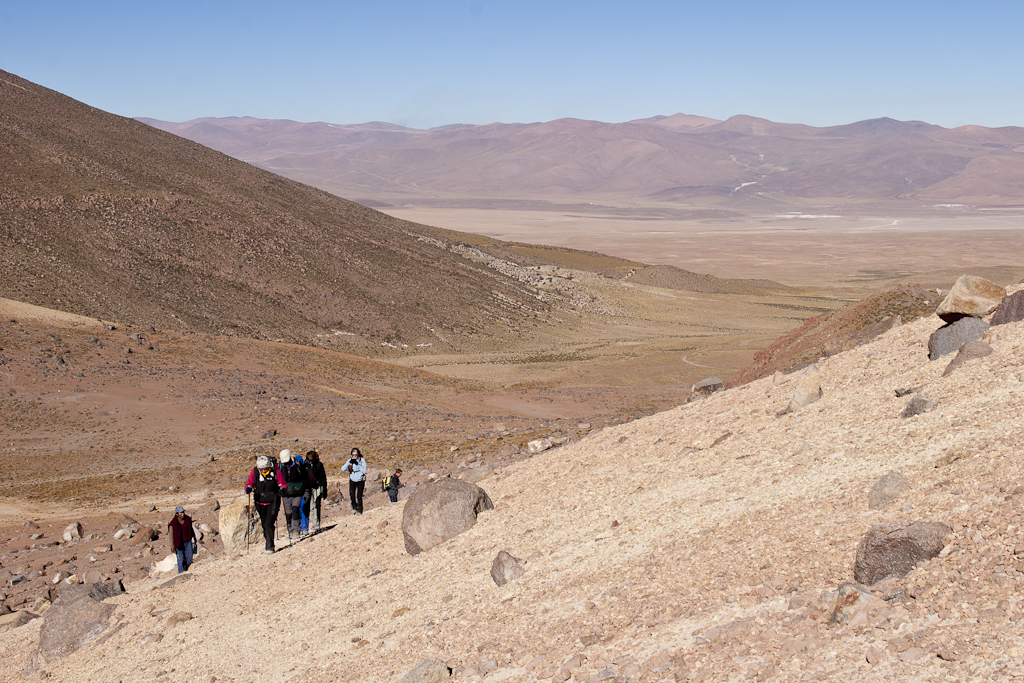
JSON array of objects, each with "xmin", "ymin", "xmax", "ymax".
[
  {"xmin": 29, "ymin": 582, "xmax": 124, "ymax": 671},
  {"xmin": 928, "ymin": 317, "xmax": 989, "ymax": 360},
  {"xmin": 991, "ymin": 290, "xmax": 1024, "ymax": 326},
  {"xmin": 901, "ymin": 395, "xmax": 934, "ymax": 418},
  {"xmin": 691, "ymin": 376, "xmax": 724, "ymax": 399},
  {"xmin": 942, "ymin": 340, "xmax": 993, "ymax": 377},
  {"xmin": 402, "ymin": 479, "xmax": 494, "ymax": 555}
]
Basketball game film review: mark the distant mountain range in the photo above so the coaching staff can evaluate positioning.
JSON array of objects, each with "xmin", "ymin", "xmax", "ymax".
[{"xmin": 137, "ymin": 113, "xmax": 1024, "ymax": 205}]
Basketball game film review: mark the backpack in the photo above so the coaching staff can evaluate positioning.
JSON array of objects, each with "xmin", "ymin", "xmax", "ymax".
[{"xmin": 381, "ymin": 475, "xmax": 392, "ymax": 492}]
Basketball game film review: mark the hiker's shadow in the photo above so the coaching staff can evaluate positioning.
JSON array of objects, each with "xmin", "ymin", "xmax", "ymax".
[{"xmin": 279, "ymin": 524, "xmax": 338, "ymax": 549}]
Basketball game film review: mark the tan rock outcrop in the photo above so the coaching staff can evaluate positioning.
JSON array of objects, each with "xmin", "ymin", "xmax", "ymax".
[
  {"xmin": 218, "ymin": 495, "xmax": 261, "ymax": 552},
  {"xmin": 935, "ymin": 275, "xmax": 1005, "ymax": 322}
]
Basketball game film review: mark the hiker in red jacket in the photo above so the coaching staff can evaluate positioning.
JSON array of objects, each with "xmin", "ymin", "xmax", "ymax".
[{"xmin": 168, "ymin": 506, "xmax": 197, "ymax": 573}]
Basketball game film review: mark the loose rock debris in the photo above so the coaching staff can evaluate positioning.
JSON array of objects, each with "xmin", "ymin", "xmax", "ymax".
[{"xmin": 1, "ymin": 286, "xmax": 1024, "ymax": 682}]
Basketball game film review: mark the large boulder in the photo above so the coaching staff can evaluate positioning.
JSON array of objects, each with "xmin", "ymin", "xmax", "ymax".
[
  {"xmin": 854, "ymin": 521, "xmax": 951, "ymax": 585},
  {"xmin": 928, "ymin": 317, "xmax": 989, "ymax": 360},
  {"xmin": 490, "ymin": 550, "xmax": 526, "ymax": 586},
  {"xmin": 218, "ymin": 495, "xmax": 262, "ymax": 552},
  {"xmin": 935, "ymin": 275, "xmax": 1005, "ymax": 322},
  {"xmin": 402, "ymin": 480, "xmax": 494, "ymax": 555},
  {"xmin": 990, "ymin": 290, "xmax": 1024, "ymax": 326},
  {"xmin": 29, "ymin": 582, "xmax": 124, "ymax": 671},
  {"xmin": 779, "ymin": 364, "xmax": 822, "ymax": 415}
]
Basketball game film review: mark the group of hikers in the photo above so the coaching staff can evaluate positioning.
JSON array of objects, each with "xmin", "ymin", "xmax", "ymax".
[
  {"xmin": 241, "ymin": 447, "xmax": 403, "ymax": 554},
  {"xmin": 167, "ymin": 447, "xmax": 405, "ymax": 563}
]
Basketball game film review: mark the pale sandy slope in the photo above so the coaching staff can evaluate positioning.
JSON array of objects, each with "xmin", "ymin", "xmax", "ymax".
[{"xmin": 2, "ymin": 290, "xmax": 1023, "ymax": 683}]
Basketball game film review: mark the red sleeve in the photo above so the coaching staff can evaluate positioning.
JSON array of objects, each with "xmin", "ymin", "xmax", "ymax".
[
  {"xmin": 276, "ymin": 470, "xmax": 287, "ymax": 488},
  {"xmin": 245, "ymin": 469, "xmax": 256, "ymax": 488}
]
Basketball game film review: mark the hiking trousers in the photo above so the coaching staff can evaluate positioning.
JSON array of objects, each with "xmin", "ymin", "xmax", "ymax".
[
  {"xmin": 282, "ymin": 494, "xmax": 303, "ymax": 536},
  {"xmin": 256, "ymin": 500, "xmax": 278, "ymax": 551},
  {"xmin": 308, "ymin": 486, "xmax": 324, "ymax": 531},
  {"xmin": 175, "ymin": 542, "xmax": 193, "ymax": 573},
  {"xmin": 349, "ymin": 479, "xmax": 365, "ymax": 514}
]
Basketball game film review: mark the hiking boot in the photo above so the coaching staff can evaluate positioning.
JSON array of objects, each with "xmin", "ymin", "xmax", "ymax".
[{"xmin": 264, "ymin": 549, "xmax": 274, "ymax": 555}]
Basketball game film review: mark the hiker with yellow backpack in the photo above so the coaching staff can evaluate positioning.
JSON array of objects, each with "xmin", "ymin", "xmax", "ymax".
[{"xmin": 383, "ymin": 468, "xmax": 404, "ymax": 503}]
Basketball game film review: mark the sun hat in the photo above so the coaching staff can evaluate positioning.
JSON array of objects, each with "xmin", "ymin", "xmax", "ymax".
[
  {"xmin": 175, "ymin": 506, "xmax": 184, "ymax": 513},
  {"xmin": 279, "ymin": 449, "xmax": 292, "ymax": 463},
  {"xmin": 256, "ymin": 455, "xmax": 271, "ymax": 468}
]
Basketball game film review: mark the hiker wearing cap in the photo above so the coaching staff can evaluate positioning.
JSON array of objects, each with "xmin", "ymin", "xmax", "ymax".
[
  {"xmin": 384, "ymin": 468, "xmax": 404, "ymax": 503},
  {"xmin": 306, "ymin": 450, "xmax": 328, "ymax": 533},
  {"xmin": 245, "ymin": 455, "xmax": 286, "ymax": 554},
  {"xmin": 168, "ymin": 506, "xmax": 197, "ymax": 573},
  {"xmin": 341, "ymin": 447, "xmax": 367, "ymax": 515},
  {"xmin": 279, "ymin": 449, "xmax": 311, "ymax": 539}
]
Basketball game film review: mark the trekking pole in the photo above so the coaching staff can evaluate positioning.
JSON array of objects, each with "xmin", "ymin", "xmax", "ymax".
[{"xmin": 246, "ymin": 491, "xmax": 251, "ymax": 555}]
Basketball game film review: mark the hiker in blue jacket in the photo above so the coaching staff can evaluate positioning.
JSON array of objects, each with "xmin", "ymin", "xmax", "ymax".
[
  {"xmin": 341, "ymin": 447, "xmax": 367, "ymax": 515},
  {"xmin": 294, "ymin": 452, "xmax": 310, "ymax": 534}
]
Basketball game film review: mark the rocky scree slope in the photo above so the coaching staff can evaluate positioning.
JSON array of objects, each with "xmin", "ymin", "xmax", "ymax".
[{"xmin": 2, "ymin": 289, "xmax": 1023, "ymax": 681}]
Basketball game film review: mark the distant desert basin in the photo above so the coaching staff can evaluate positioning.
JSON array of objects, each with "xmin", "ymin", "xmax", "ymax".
[{"xmin": 382, "ymin": 205, "xmax": 1024, "ymax": 289}]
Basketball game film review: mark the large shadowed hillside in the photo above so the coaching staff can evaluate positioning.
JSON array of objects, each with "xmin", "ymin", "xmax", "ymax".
[{"xmin": 0, "ymin": 70, "xmax": 570, "ymax": 355}]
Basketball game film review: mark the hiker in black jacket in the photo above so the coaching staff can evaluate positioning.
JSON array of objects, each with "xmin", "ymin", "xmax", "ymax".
[
  {"xmin": 245, "ymin": 455, "xmax": 286, "ymax": 554},
  {"xmin": 385, "ymin": 468, "xmax": 403, "ymax": 503},
  {"xmin": 279, "ymin": 449, "xmax": 310, "ymax": 540},
  {"xmin": 306, "ymin": 450, "xmax": 327, "ymax": 533}
]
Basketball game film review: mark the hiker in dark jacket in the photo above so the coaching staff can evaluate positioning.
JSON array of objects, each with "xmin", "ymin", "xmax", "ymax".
[
  {"xmin": 245, "ymin": 455, "xmax": 286, "ymax": 554},
  {"xmin": 385, "ymin": 468, "xmax": 403, "ymax": 503},
  {"xmin": 278, "ymin": 449, "xmax": 311, "ymax": 539},
  {"xmin": 306, "ymin": 450, "xmax": 328, "ymax": 533},
  {"xmin": 168, "ymin": 506, "xmax": 196, "ymax": 573}
]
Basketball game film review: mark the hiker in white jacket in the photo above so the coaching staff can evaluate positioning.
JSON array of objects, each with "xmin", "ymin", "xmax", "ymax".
[{"xmin": 341, "ymin": 447, "xmax": 368, "ymax": 514}]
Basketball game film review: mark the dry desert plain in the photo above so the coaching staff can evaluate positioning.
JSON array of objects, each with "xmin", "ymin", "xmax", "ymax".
[{"xmin": 382, "ymin": 203, "xmax": 1024, "ymax": 290}]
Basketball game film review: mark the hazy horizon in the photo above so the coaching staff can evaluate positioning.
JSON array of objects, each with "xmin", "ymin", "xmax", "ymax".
[{"xmin": 3, "ymin": 1, "xmax": 1023, "ymax": 130}]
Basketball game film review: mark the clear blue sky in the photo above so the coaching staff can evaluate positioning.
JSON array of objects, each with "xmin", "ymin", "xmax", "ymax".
[{"xmin": 2, "ymin": 1, "xmax": 1022, "ymax": 129}]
